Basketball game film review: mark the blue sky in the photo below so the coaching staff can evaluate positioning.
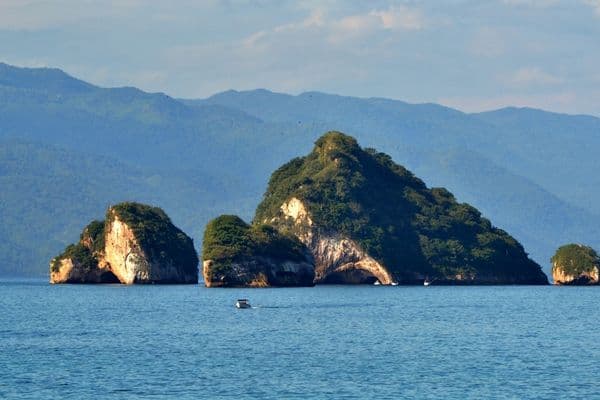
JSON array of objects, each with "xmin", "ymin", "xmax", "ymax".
[{"xmin": 0, "ymin": 0, "xmax": 599, "ymax": 115}]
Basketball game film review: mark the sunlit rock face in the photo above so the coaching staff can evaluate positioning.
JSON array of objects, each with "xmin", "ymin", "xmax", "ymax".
[
  {"xmin": 275, "ymin": 197, "xmax": 394, "ymax": 285},
  {"xmin": 50, "ymin": 202, "xmax": 198, "ymax": 284},
  {"xmin": 552, "ymin": 244, "xmax": 600, "ymax": 285}
]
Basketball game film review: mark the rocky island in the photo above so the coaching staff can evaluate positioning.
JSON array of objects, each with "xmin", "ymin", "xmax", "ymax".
[
  {"xmin": 202, "ymin": 131, "xmax": 548, "ymax": 287},
  {"xmin": 50, "ymin": 202, "xmax": 198, "ymax": 284},
  {"xmin": 551, "ymin": 244, "xmax": 599, "ymax": 285},
  {"xmin": 202, "ymin": 215, "xmax": 314, "ymax": 287}
]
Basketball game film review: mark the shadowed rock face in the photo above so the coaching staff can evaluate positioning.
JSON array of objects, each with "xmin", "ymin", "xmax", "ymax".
[
  {"xmin": 50, "ymin": 202, "xmax": 198, "ymax": 284},
  {"xmin": 203, "ymin": 257, "xmax": 315, "ymax": 288}
]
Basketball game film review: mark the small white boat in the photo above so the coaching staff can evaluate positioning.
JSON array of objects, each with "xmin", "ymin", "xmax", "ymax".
[
  {"xmin": 390, "ymin": 282, "xmax": 398, "ymax": 286},
  {"xmin": 235, "ymin": 299, "xmax": 251, "ymax": 309},
  {"xmin": 373, "ymin": 280, "xmax": 381, "ymax": 285}
]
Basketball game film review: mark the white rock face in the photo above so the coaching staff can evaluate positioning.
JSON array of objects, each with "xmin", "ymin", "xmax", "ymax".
[
  {"xmin": 101, "ymin": 213, "xmax": 195, "ymax": 284},
  {"xmin": 310, "ymin": 234, "xmax": 394, "ymax": 284},
  {"xmin": 552, "ymin": 263, "xmax": 599, "ymax": 285},
  {"xmin": 280, "ymin": 197, "xmax": 313, "ymax": 227},
  {"xmin": 278, "ymin": 197, "xmax": 394, "ymax": 284},
  {"xmin": 102, "ymin": 216, "xmax": 150, "ymax": 284},
  {"xmin": 50, "ymin": 258, "xmax": 76, "ymax": 283},
  {"xmin": 50, "ymin": 204, "xmax": 198, "ymax": 284}
]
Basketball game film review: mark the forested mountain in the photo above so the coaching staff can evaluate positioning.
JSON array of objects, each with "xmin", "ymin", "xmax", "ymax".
[{"xmin": 0, "ymin": 62, "xmax": 598, "ymax": 277}]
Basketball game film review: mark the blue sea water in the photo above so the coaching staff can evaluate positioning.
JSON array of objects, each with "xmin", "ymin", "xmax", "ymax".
[{"xmin": 1, "ymin": 281, "xmax": 598, "ymax": 399}]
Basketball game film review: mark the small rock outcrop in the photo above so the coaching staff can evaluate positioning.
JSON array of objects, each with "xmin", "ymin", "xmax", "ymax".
[
  {"xmin": 552, "ymin": 244, "xmax": 600, "ymax": 285},
  {"xmin": 50, "ymin": 202, "xmax": 198, "ymax": 284},
  {"xmin": 202, "ymin": 215, "xmax": 314, "ymax": 287},
  {"xmin": 253, "ymin": 131, "xmax": 548, "ymax": 285}
]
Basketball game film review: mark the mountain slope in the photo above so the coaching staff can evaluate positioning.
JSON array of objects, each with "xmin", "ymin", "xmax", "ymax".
[{"xmin": 473, "ymin": 107, "xmax": 600, "ymax": 215}]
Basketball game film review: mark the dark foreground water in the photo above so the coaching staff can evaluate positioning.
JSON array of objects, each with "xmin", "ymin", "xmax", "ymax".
[{"xmin": 1, "ymin": 281, "xmax": 598, "ymax": 399}]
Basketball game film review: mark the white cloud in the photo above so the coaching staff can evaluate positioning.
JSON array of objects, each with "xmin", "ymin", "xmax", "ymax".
[
  {"xmin": 371, "ymin": 6, "xmax": 424, "ymax": 30},
  {"xmin": 507, "ymin": 67, "xmax": 563, "ymax": 86},
  {"xmin": 329, "ymin": 14, "xmax": 381, "ymax": 43},
  {"xmin": 501, "ymin": 0, "xmax": 559, "ymax": 6},
  {"xmin": 274, "ymin": 8, "xmax": 325, "ymax": 32},
  {"xmin": 583, "ymin": 0, "xmax": 600, "ymax": 15},
  {"xmin": 329, "ymin": 6, "xmax": 423, "ymax": 42},
  {"xmin": 502, "ymin": 0, "xmax": 600, "ymax": 16},
  {"xmin": 0, "ymin": 0, "xmax": 222, "ymax": 31},
  {"xmin": 162, "ymin": 6, "xmax": 426, "ymax": 97},
  {"xmin": 250, "ymin": 6, "xmax": 424, "ymax": 46},
  {"xmin": 470, "ymin": 27, "xmax": 506, "ymax": 57},
  {"xmin": 0, "ymin": 0, "xmax": 146, "ymax": 30}
]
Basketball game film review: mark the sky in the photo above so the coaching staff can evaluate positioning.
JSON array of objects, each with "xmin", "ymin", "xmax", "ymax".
[{"xmin": 0, "ymin": 0, "xmax": 599, "ymax": 115}]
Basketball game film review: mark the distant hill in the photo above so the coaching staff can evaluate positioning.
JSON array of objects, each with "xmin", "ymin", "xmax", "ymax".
[
  {"xmin": 473, "ymin": 107, "xmax": 600, "ymax": 216},
  {"xmin": 0, "ymin": 62, "xmax": 599, "ymax": 277}
]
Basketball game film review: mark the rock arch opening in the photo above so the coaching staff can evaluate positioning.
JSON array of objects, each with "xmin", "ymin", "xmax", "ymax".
[
  {"xmin": 320, "ymin": 268, "xmax": 379, "ymax": 284},
  {"xmin": 100, "ymin": 270, "xmax": 120, "ymax": 283}
]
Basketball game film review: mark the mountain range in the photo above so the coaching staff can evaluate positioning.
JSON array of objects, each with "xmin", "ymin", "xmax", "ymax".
[{"xmin": 1, "ymin": 62, "xmax": 598, "ymax": 278}]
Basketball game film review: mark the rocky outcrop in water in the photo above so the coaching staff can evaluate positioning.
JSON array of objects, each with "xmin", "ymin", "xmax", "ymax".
[
  {"xmin": 50, "ymin": 202, "xmax": 198, "ymax": 284},
  {"xmin": 202, "ymin": 215, "xmax": 314, "ymax": 287},
  {"xmin": 552, "ymin": 244, "xmax": 600, "ymax": 285},
  {"xmin": 254, "ymin": 131, "xmax": 548, "ymax": 285}
]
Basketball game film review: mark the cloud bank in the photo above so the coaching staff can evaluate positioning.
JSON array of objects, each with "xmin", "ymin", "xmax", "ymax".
[{"xmin": 0, "ymin": 0, "xmax": 598, "ymax": 115}]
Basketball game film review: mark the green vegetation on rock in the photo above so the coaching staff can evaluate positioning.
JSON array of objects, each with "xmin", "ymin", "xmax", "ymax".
[
  {"xmin": 51, "ymin": 219, "xmax": 105, "ymax": 273},
  {"xmin": 255, "ymin": 131, "xmax": 547, "ymax": 283},
  {"xmin": 82, "ymin": 220, "xmax": 105, "ymax": 253},
  {"xmin": 551, "ymin": 244, "xmax": 599, "ymax": 277},
  {"xmin": 202, "ymin": 215, "xmax": 312, "ymax": 286},
  {"xmin": 50, "ymin": 202, "xmax": 199, "ymax": 282},
  {"xmin": 50, "ymin": 243, "xmax": 96, "ymax": 273},
  {"xmin": 203, "ymin": 215, "xmax": 307, "ymax": 265}
]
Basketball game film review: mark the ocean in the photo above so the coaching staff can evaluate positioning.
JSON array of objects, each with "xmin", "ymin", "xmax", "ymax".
[{"xmin": 1, "ymin": 281, "xmax": 598, "ymax": 399}]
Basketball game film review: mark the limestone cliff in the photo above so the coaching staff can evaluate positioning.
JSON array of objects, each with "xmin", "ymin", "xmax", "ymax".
[
  {"xmin": 553, "ymin": 266, "xmax": 599, "ymax": 285},
  {"xmin": 50, "ymin": 202, "xmax": 198, "ymax": 284},
  {"xmin": 202, "ymin": 215, "xmax": 315, "ymax": 287},
  {"xmin": 551, "ymin": 244, "xmax": 600, "ymax": 285},
  {"xmin": 273, "ymin": 197, "xmax": 395, "ymax": 284}
]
